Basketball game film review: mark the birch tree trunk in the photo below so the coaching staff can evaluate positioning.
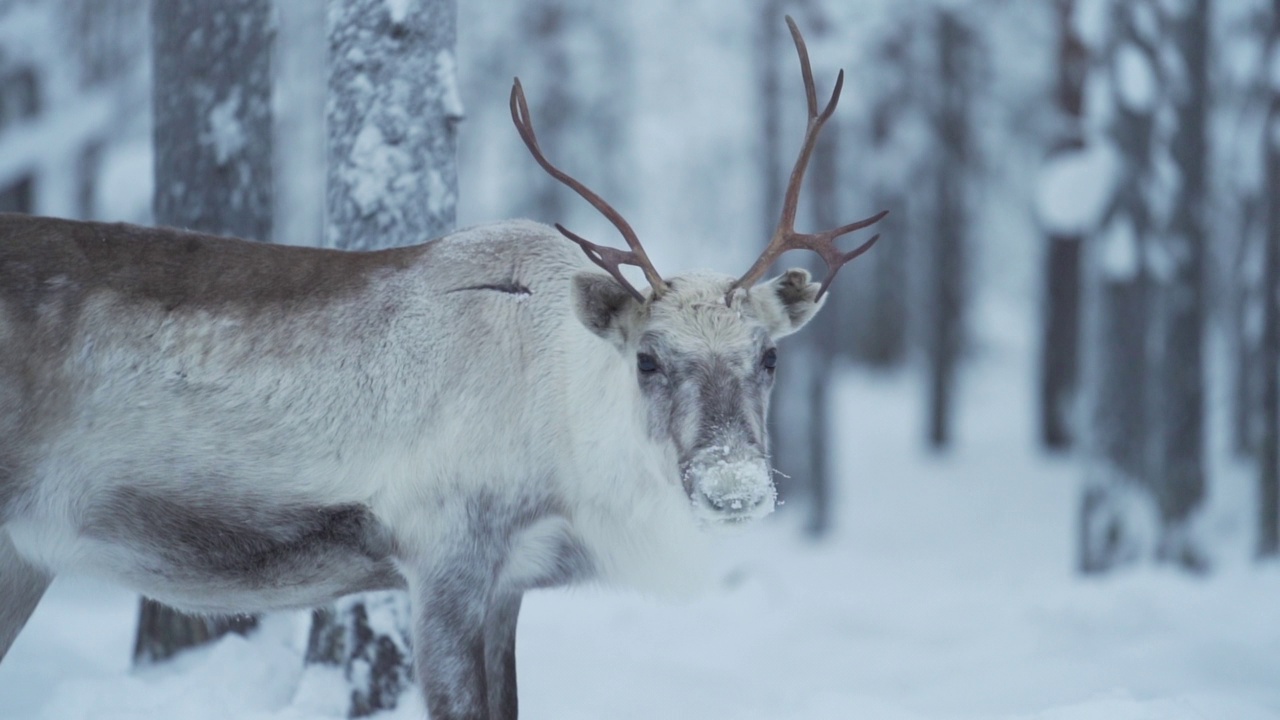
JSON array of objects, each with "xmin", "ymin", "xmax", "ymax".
[
  {"xmin": 136, "ymin": 0, "xmax": 272, "ymax": 665},
  {"xmin": 307, "ymin": 0, "xmax": 458, "ymax": 715}
]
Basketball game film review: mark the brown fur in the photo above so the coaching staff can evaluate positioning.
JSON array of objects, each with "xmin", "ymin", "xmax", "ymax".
[{"xmin": 0, "ymin": 214, "xmax": 429, "ymax": 320}]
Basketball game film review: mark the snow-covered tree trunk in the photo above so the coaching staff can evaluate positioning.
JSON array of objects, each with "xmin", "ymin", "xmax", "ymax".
[
  {"xmin": 1150, "ymin": 0, "xmax": 1209, "ymax": 569},
  {"xmin": 323, "ymin": 0, "xmax": 459, "ymax": 251},
  {"xmin": 152, "ymin": 0, "xmax": 273, "ymax": 244},
  {"xmin": 926, "ymin": 10, "xmax": 972, "ymax": 450},
  {"xmin": 1080, "ymin": 0, "xmax": 1158, "ymax": 574},
  {"xmin": 1038, "ymin": 0, "xmax": 1088, "ymax": 451},
  {"xmin": 308, "ymin": 0, "xmax": 458, "ymax": 715},
  {"xmin": 136, "ymin": 0, "xmax": 273, "ymax": 665},
  {"xmin": 1259, "ymin": 5, "xmax": 1280, "ymax": 557}
]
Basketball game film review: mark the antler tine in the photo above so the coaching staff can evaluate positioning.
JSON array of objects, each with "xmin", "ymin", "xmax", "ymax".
[
  {"xmin": 510, "ymin": 79, "xmax": 668, "ymax": 298},
  {"xmin": 731, "ymin": 16, "xmax": 887, "ymax": 301},
  {"xmin": 555, "ymin": 224, "xmax": 645, "ymax": 303}
]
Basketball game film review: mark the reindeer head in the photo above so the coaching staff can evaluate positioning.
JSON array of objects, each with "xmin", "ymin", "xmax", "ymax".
[{"xmin": 513, "ymin": 17, "xmax": 886, "ymax": 526}]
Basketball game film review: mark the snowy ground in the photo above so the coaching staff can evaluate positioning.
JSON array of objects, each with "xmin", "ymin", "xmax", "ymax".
[{"xmin": 2, "ymin": 343, "xmax": 1278, "ymax": 720}]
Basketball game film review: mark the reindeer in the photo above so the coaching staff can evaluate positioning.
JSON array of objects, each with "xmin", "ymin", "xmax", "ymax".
[{"xmin": 0, "ymin": 17, "xmax": 883, "ymax": 720}]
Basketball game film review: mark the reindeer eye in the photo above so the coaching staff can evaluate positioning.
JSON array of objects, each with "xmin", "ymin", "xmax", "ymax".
[
  {"xmin": 762, "ymin": 348, "xmax": 777, "ymax": 370},
  {"xmin": 637, "ymin": 353, "xmax": 660, "ymax": 374}
]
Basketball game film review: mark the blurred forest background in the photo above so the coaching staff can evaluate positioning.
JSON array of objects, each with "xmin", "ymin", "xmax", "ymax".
[{"xmin": 1, "ymin": 0, "xmax": 1279, "ymax": 716}]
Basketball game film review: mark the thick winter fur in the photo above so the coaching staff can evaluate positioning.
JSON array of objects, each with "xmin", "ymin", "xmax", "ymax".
[{"xmin": 0, "ymin": 213, "xmax": 823, "ymax": 720}]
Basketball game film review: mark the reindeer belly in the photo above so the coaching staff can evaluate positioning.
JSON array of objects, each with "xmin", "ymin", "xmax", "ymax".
[{"xmin": 12, "ymin": 488, "xmax": 405, "ymax": 614}]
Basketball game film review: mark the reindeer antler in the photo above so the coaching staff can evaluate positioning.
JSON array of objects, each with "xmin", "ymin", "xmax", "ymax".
[
  {"xmin": 731, "ymin": 16, "xmax": 888, "ymax": 301},
  {"xmin": 510, "ymin": 79, "xmax": 667, "ymax": 303}
]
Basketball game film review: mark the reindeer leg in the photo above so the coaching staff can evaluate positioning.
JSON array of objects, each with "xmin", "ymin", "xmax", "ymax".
[
  {"xmin": 484, "ymin": 591, "xmax": 522, "ymax": 720},
  {"xmin": 411, "ymin": 566, "xmax": 490, "ymax": 720},
  {"xmin": 0, "ymin": 529, "xmax": 50, "ymax": 662}
]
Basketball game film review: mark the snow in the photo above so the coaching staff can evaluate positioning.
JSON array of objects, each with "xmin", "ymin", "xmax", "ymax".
[
  {"xmin": 685, "ymin": 451, "xmax": 777, "ymax": 523},
  {"xmin": 384, "ymin": 0, "xmax": 412, "ymax": 26},
  {"xmin": 1035, "ymin": 145, "xmax": 1119, "ymax": 234},
  {"xmin": 1071, "ymin": 0, "xmax": 1110, "ymax": 51},
  {"xmin": 1131, "ymin": 3, "xmax": 1160, "ymax": 44},
  {"xmin": 345, "ymin": 121, "xmax": 410, "ymax": 218},
  {"xmin": 1100, "ymin": 214, "xmax": 1140, "ymax": 280},
  {"xmin": 205, "ymin": 88, "xmax": 248, "ymax": 166},
  {"xmin": 433, "ymin": 50, "xmax": 465, "ymax": 121},
  {"xmin": 4, "ymin": 347, "xmax": 1278, "ymax": 720},
  {"xmin": 1271, "ymin": 44, "xmax": 1280, "ymax": 91},
  {"xmin": 1145, "ymin": 143, "xmax": 1182, "ymax": 233},
  {"xmin": 1114, "ymin": 43, "xmax": 1158, "ymax": 114}
]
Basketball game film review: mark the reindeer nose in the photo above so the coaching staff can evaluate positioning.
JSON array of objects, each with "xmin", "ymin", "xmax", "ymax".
[{"xmin": 702, "ymin": 490, "xmax": 767, "ymax": 513}]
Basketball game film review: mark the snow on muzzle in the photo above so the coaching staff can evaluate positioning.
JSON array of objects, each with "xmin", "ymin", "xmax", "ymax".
[{"xmin": 682, "ymin": 446, "xmax": 777, "ymax": 525}]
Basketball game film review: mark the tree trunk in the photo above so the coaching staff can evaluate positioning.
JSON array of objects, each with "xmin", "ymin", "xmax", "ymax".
[
  {"xmin": 152, "ymin": 0, "xmax": 273, "ymax": 243},
  {"xmin": 802, "ymin": 117, "xmax": 841, "ymax": 536},
  {"xmin": 1151, "ymin": 0, "xmax": 1209, "ymax": 569},
  {"xmin": 310, "ymin": 0, "xmax": 457, "ymax": 715},
  {"xmin": 1259, "ymin": 5, "xmax": 1280, "ymax": 557},
  {"xmin": 324, "ymin": 0, "xmax": 459, "ymax": 251},
  {"xmin": 137, "ymin": 0, "xmax": 273, "ymax": 666},
  {"xmin": 759, "ymin": 0, "xmax": 804, "ymax": 515},
  {"xmin": 858, "ymin": 192, "xmax": 909, "ymax": 368},
  {"xmin": 1233, "ymin": 258, "xmax": 1263, "ymax": 458},
  {"xmin": 1080, "ymin": 270, "xmax": 1151, "ymax": 573},
  {"xmin": 1080, "ymin": 1, "xmax": 1157, "ymax": 574},
  {"xmin": 758, "ymin": 0, "xmax": 786, "ymax": 240},
  {"xmin": 1039, "ymin": 0, "xmax": 1087, "ymax": 451},
  {"xmin": 927, "ymin": 11, "xmax": 970, "ymax": 450},
  {"xmin": 516, "ymin": 0, "xmax": 630, "ymax": 224},
  {"xmin": 856, "ymin": 26, "xmax": 916, "ymax": 370}
]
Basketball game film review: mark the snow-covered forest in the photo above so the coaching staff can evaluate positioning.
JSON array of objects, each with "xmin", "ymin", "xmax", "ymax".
[{"xmin": 1, "ymin": 0, "xmax": 1279, "ymax": 718}]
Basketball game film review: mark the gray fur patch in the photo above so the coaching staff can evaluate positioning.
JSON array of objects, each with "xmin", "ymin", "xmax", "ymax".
[
  {"xmin": 694, "ymin": 356, "xmax": 754, "ymax": 448},
  {"xmin": 414, "ymin": 557, "xmax": 490, "ymax": 719},
  {"xmin": 405, "ymin": 488, "xmax": 592, "ymax": 719},
  {"xmin": 82, "ymin": 488, "xmax": 402, "ymax": 609},
  {"xmin": 460, "ymin": 489, "xmax": 594, "ymax": 590},
  {"xmin": 484, "ymin": 592, "xmax": 522, "ymax": 720},
  {"xmin": 572, "ymin": 272, "xmax": 635, "ymax": 342}
]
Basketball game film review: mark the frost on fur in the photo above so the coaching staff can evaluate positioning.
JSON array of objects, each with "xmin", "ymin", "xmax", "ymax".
[{"xmin": 685, "ymin": 447, "xmax": 777, "ymax": 525}]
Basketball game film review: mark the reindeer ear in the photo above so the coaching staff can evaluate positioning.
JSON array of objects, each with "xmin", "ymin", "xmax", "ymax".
[
  {"xmin": 572, "ymin": 272, "xmax": 639, "ymax": 346},
  {"xmin": 751, "ymin": 268, "xmax": 825, "ymax": 339}
]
